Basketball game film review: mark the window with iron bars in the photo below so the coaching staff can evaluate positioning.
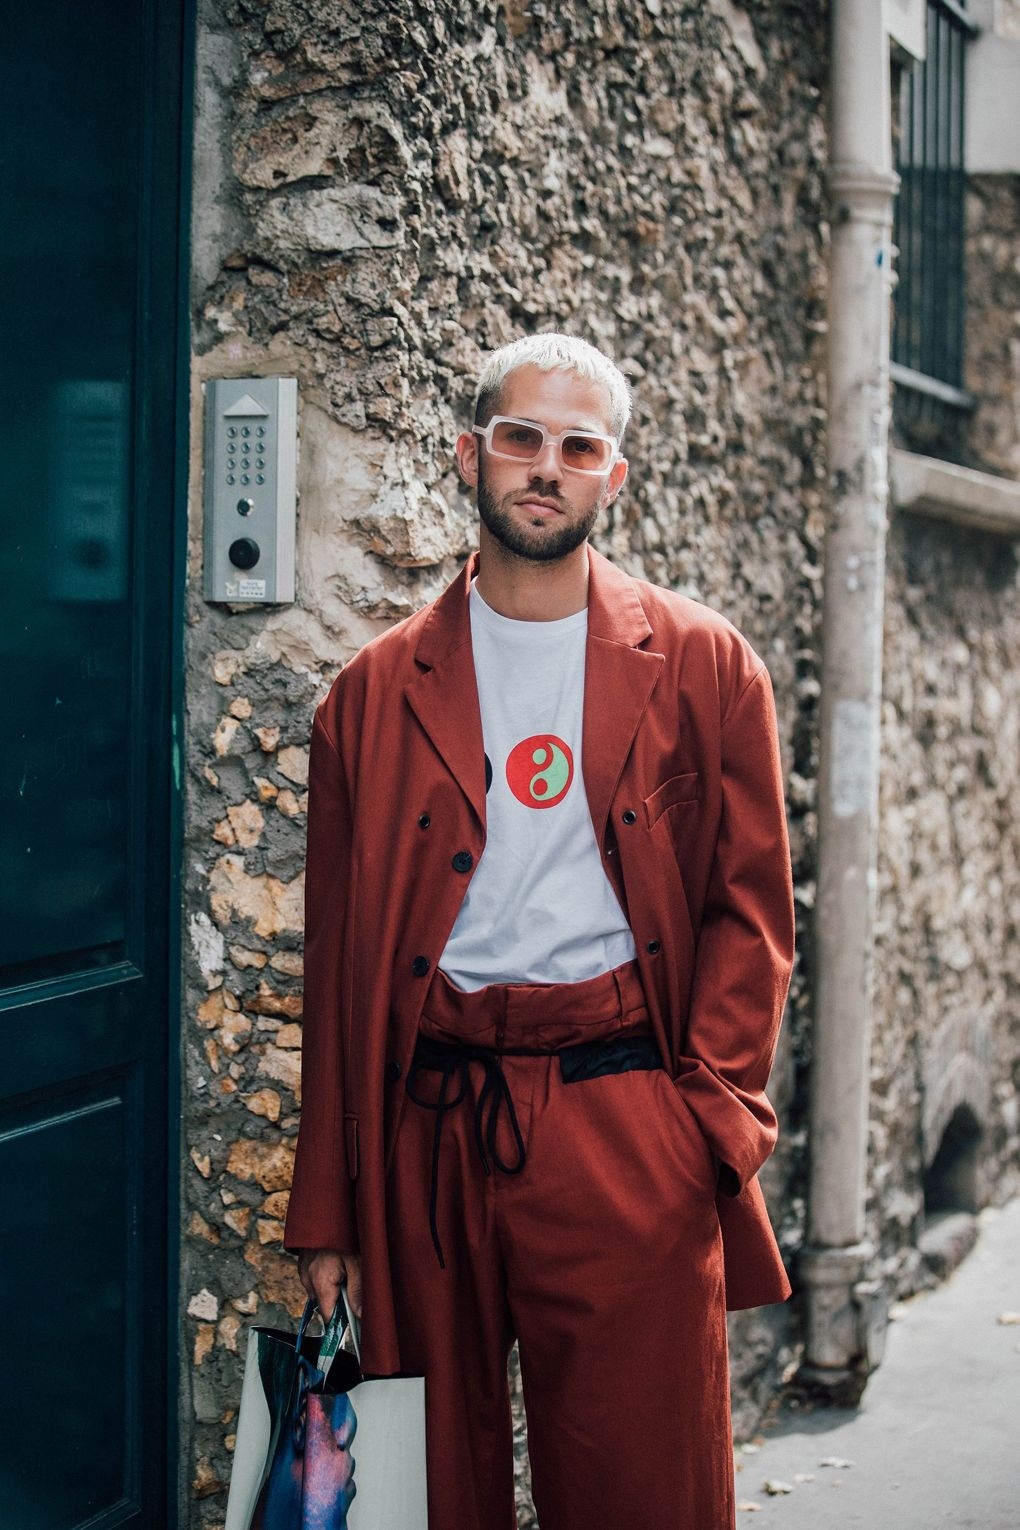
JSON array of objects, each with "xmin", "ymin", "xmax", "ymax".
[{"xmin": 892, "ymin": 0, "xmax": 979, "ymax": 457}]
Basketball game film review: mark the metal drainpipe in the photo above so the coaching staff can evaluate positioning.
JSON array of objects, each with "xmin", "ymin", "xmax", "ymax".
[{"xmin": 799, "ymin": 0, "xmax": 900, "ymax": 1393}]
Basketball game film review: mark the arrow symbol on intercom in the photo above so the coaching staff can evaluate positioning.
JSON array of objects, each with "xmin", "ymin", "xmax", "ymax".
[{"xmin": 222, "ymin": 393, "xmax": 270, "ymax": 417}]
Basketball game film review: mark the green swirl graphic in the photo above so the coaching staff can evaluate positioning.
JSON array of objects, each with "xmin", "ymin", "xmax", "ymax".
[{"xmin": 530, "ymin": 742, "xmax": 570, "ymax": 802}]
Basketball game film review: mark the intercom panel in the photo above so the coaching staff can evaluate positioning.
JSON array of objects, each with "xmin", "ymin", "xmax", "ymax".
[{"xmin": 202, "ymin": 377, "xmax": 297, "ymax": 603}]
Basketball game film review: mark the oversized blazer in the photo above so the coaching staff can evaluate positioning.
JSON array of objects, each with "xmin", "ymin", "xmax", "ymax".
[{"xmin": 284, "ymin": 545, "xmax": 796, "ymax": 1374}]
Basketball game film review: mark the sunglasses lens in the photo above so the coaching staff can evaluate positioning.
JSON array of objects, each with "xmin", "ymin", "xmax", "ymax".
[
  {"xmin": 490, "ymin": 421, "xmax": 545, "ymax": 458},
  {"xmin": 561, "ymin": 433, "xmax": 613, "ymax": 471}
]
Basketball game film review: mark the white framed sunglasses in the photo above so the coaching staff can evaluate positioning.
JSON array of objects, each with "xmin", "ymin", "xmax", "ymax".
[{"xmin": 473, "ymin": 415, "xmax": 621, "ymax": 475}]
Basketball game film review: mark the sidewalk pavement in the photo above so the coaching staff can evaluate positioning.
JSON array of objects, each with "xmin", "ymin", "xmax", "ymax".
[{"xmin": 733, "ymin": 1197, "xmax": 1020, "ymax": 1527}]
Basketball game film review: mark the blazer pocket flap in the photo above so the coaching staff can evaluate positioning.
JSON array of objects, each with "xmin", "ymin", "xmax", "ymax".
[
  {"xmin": 644, "ymin": 772, "xmax": 700, "ymax": 827},
  {"xmin": 344, "ymin": 1114, "xmax": 359, "ymax": 1180}
]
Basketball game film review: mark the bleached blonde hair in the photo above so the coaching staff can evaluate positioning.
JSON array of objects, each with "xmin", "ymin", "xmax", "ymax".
[{"xmin": 473, "ymin": 332, "xmax": 632, "ymax": 440}]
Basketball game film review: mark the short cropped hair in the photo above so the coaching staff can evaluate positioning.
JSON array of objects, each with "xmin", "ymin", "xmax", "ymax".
[{"xmin": 473, "ymin": 333, "xmax": 632, "ymax": 440}]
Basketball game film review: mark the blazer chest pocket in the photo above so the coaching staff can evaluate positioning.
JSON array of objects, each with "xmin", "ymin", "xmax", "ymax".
[{"xmin": 643, "ymin": 772, "xmax": 700, "ymax": 828}]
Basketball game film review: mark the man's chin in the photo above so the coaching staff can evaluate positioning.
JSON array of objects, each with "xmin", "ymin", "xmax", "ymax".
[
  {"xmin": 479, "ymin": 506, "xmax": 596, "ymax": 563},
  {"xmin": 488, "ymin": 523, "xmax": 590, "ymax": 562}
]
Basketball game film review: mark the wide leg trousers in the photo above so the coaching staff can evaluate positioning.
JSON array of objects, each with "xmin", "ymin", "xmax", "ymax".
[{"xmin": 385, "ymin": 962, "xmax": 734, "ymax": 1530}]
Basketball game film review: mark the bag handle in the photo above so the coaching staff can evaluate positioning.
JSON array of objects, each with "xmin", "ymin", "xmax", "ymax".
[
  {"xmin": 296, "ymin": 1296, "xmax": 318, "ymax": 1351},
  {"xmin": 338, "ymin": 1279, "xmax": 362, "ymax": 1363},
  {"xmin": 302, "ymin": 1283, "xmax": 362, "ymax": 1368}
]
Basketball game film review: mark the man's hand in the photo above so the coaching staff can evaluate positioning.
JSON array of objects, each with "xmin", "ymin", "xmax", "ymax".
[{"xmin": 297, "ymin": 1248, "xmax": 363, "ymax": 1321}]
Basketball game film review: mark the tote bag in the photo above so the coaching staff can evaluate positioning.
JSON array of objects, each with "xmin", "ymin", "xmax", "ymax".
[{"xmin": 224, "ymin": 1286, "xmax": 427, "ymax": 1530}]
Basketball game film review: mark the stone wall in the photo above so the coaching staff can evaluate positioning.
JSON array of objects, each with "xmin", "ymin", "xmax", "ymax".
[
  {"xmin": 872, "ymin": 514, "xmax": 1020, "ymax": 1293},
  {"xmin": 182, "ymin": 0, "xmax": 831, "ymax": 1522}
]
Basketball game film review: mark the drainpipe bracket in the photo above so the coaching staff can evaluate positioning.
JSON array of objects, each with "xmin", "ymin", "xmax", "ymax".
[
  {"xmin": 798, "ymin": 1242, "xmax": 888, "ymax": 1390},
  {"xmin": 828, "ymin": 164, "xmax": 901, "ymax": 201},
  {"xmin": 828, "ymin": 164, "xmax": 899, "ymax": 228}
]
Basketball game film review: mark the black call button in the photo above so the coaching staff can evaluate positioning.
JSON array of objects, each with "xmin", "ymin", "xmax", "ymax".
[{"xmin": 228, "ymin": 537, "xmax": 261, "ymax": 570}]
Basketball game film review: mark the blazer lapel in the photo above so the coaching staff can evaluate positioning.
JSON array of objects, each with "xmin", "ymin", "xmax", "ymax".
[
  {"xmin": 404, "ymin": 555, "xmax": 488, "ymax": 829},
  {"xmin": 582, "ymin": 547, "xmax": 664, "ymax": 847}
]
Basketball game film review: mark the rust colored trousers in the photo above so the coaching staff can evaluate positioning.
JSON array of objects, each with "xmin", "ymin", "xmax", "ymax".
[{"xmin": 384, "ymin": 961, "xmax": 734, "ymax": 1530}]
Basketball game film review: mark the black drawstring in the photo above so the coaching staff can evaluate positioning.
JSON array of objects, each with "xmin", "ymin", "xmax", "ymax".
[
  {"xmin": 406, "ymin": 1037, "xmax": 557, "ymax": 1269},
  {"xmin": 405, "ymin": 1029, "xmax": 662, "ymax": 1269}
]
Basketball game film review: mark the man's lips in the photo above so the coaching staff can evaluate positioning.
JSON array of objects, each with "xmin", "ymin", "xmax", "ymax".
[{"xmin": 516, "ymin": 497, "xmax": 564, "ymax": 516}]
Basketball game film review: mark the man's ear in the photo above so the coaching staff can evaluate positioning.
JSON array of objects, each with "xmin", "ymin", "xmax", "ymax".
[
  {"xmin": 455, "ymin": 431, "xmax": 479, "ymax": 489},
  {"xmin": 604, "ymin": 455, "xmax": 628, "ymax": 505}
]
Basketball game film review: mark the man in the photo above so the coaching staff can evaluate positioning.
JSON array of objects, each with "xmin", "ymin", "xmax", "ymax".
[{"xmin": 284, "ymin": 334, "xmax": 795, "ymax": 1530}]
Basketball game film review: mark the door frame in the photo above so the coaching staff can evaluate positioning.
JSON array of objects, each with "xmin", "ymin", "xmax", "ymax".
[{"xmin": 164, "ymin": 0, "xmax": 195, "ymax": 1521}]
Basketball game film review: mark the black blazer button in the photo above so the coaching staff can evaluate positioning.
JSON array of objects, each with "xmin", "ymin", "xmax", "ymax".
[
  {"xmin": 418, "ymin": 813, "xmax": 431, "ymax": 829},
  {"xmin": 622, "ymin": 808, "xmax": 637, "ymax": 825},
  {"xmin": 646, "ymin": 939, "xmax": 661, "ymax": 955},
  {"xmin": 412, "ymin": 955, "xmax": 430, "ymax": 977},
  {"xmin": 387, "ymin": 1058, "xmax": 402, "ymax": 1082},
  {"xmin": 452, "ymin": 850, "xmax": 474, "ymax": 873}
]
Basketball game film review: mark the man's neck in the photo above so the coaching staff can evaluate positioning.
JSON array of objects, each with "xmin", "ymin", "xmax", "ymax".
[{"xmin": 474, "ymin": 535, "xmax": 589, "ymax": 622}]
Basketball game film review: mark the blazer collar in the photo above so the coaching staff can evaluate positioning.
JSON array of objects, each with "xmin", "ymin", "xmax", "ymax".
[
  {"xmin": 403, "ymin": 554, "xmax": 486, "ymax": 827},
  {"xmin": 584, "ymin": 544, "xmax": 653, "ymax": 647},
  {"xmin": 411, "ymin": 551, "xmax": 478, "ymax": 671},
  {"xmin": 581, "ymin": 548, "xmax": 663, "ymax": 849}
]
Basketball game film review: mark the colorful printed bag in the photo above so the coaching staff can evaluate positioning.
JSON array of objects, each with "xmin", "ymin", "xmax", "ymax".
[{"xmin": 224, "ymin": 1289, "xmax": 427, "ymax": 1530}]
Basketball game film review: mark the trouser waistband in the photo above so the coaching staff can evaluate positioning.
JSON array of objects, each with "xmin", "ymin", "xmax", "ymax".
[{"xmin": 421, "ymin": 959, "xmax": 649, "ymax": 1047}]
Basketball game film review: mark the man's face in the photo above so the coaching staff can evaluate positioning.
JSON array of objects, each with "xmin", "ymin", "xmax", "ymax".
[{"xmin": 455, "ymin": 364, "xmax": 628, "ymax": 563}]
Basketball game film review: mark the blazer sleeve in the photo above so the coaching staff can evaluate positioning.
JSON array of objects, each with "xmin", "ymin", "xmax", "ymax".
[
  {"xmin": 672, "ymin": 664, "xmax": 795, "ymax": 1195},
  {"xmin": 283, "ymin": 703, "xmax": 360, "ymax": 1254}
]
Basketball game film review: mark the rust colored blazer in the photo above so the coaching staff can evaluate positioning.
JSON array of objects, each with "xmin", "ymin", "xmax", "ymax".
[{"xmin": 284, "ymin": 546, "xmax": 796, "ymax": 1373}]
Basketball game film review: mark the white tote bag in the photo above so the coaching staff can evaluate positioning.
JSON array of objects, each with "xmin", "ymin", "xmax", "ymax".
[{"xmin": 224, "ymin": 1286, "xmax": 427, "ymax": 1530}]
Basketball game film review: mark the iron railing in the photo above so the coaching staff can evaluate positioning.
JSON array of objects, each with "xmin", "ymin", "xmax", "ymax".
[{"xmin": 892, "ymin": 0, "xmax": 979, "ymax": 450}]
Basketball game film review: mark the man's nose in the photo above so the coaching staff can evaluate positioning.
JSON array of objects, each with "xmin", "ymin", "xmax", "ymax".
[{"xmin": 529, "ymin": 438, "xmax": 561, "ymax": 480}]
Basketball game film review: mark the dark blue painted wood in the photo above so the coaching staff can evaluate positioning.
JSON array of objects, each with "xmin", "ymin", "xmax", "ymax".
[{"xmin": 0, "ymin": 2, "xmax": 188, "ymax": 1524}]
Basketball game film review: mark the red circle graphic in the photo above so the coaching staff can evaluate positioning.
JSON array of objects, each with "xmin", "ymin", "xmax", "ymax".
[{"xmin": 505, "ymin": 734, "xmax": 574, "ymax": 809}]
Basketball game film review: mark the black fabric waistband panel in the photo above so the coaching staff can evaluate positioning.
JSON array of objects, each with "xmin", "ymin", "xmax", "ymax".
[{"xmin": 558, "ymin": 1032, "xmax": 661, "ymax": 1084}]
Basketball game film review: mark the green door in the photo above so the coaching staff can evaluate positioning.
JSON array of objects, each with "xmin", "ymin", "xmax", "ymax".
[{"xmin": 0, "ymin": 2, "xmax": 188, "ymax": 1525}]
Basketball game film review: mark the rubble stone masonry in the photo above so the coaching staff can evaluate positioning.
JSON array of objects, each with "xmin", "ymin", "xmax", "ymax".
[
  {"xmin": 874, "ymin": 515, "xmax": 1020, "ymax": 1292},
  {"xmin": 181, "ymin": 1, "xmax": 1017, "ymax": 1525}
]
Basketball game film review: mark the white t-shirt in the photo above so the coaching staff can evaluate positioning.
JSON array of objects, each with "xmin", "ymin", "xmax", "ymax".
[{"xmin": 439, "ymin": 582, "xmax": 636, "ymax": 991}]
